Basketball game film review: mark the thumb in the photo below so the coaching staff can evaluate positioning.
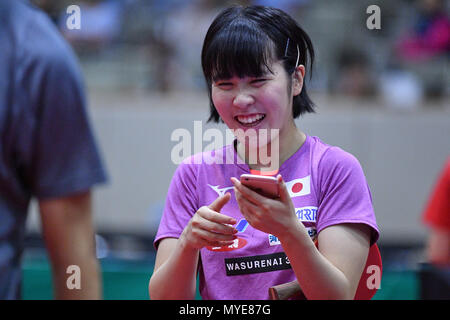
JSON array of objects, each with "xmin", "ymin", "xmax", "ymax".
[
  {"xmin": 277, "ymin": 175, "xmax": 291, "ymax": 202},
  {"xmin": 208, "ymin": 192, "xmax": 231, "ymax": 212}
]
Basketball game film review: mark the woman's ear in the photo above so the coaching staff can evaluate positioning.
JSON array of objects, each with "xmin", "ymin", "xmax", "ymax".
[{"xmin": 292, "ymin": 65, "xmax": 305, "ymax": 96}]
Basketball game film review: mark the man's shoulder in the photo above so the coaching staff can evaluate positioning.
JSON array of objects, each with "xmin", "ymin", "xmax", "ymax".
[{"xmin": 6, "ymin": 1, "xmax": 76, "ymax": 70}]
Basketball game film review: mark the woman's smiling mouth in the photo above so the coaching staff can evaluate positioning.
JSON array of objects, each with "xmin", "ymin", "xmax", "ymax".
[{"xmin": 235, "ymin": 113, "xmax": 266, "ymax": 127}]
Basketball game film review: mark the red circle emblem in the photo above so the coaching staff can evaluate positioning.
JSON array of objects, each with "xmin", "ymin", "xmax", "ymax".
[{"xmin": 292, "ymin": 183, "xmax": 303, "ymax": 193}]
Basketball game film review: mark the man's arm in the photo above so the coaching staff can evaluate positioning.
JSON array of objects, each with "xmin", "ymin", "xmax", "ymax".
[
  {"xmin": 426, "ymin": 227, "xmax": 450, "ymax": 266},
  {"xmin": 423, "ymin": 160, "xmax": 450, "ymax": 266},
  {"xmin": 39, "ymin": 191, "xmax": 101, "ymax": 299}
]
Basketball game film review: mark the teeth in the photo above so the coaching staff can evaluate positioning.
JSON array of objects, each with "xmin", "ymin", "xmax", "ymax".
[{"xmin": 237, "ymin": 114, "xmax": 265, "ymax": 124}]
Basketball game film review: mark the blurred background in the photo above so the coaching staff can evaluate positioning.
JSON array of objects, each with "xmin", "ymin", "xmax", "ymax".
[{"xmin": 23, "ymin": 0, "xmax": 449, "ymax": 299}]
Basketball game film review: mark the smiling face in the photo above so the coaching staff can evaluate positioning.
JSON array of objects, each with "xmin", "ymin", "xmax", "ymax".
[
  {"xmin": 201, "ymin": 6, "xmax": 315, "ymax": 168},
  {"xmin": 211, "ymin": 61, "xmax": 303, "ymax": 150}
]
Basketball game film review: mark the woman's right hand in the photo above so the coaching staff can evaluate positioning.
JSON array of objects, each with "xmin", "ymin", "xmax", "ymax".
[{"xmin": 180, "ymin": 193, "xmax": 238, "ymax": 250}]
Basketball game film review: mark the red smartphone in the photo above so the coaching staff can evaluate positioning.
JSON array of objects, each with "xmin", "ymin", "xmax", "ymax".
[{"xmin": 240, "ymin": 174, "xmax": 280, "ymax": 198}]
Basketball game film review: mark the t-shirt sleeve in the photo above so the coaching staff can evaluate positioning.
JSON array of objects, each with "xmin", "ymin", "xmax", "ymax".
[
  {"xmin": 153, "ymin": 161, "xmax": 199, "ymax": 249},
  {"xmin": 316, "ymin": 147, "xmax": 379, "ymax": 245},
  {"xmin": 422, "ymin": 159, "xmax": 450, "ymax": 230},
  {"xmin": 19, "ymin": 32, "xmax": 108, "ymax": 199}
]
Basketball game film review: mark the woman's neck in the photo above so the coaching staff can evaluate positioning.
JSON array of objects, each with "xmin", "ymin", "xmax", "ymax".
[{"xmin": 236, "ymin": 125, "xmax": 306, "ymax": 173}]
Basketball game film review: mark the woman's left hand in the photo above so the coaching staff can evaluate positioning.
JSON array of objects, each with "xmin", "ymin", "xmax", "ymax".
[{"xmin": 231, "ymin": 175, "xmax": 298, "ymax": 238}]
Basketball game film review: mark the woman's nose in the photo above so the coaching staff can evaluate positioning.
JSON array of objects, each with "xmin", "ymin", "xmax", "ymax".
[{"xmin": 232, "ymin": 91, "xmax": 255, "ymax": 109}]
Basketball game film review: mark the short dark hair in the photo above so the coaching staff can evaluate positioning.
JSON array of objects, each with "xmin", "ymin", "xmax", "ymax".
[{"xmin": 201, "ymin": 5, "xmax": 315, "ymax": 123}]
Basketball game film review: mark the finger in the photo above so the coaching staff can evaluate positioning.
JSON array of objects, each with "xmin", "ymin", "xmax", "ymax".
[
  {"xmin": 196, "ymin": 214, "xmax": 238, "ymax": 235},
  {"xmin": 208, "ymin": 192, "xmax": 231, "ymax": 213},
  {"xmin": 234, "ymin": 188, "xmax": 260, "ymax": 220},
  {"xmin": 190, "ymin": 235, "xmax": 236, "ymax": 250},
  {"xmin": 277, "ymin": 174, "xmax": 290, "ymax": 202},
  {"xmin": 230, "ymin": 177, "xmax": 265, "ymax": 205},
  {"xmin": 205, "ymin": 239, "xmax": 237, "ymax": 248},
  {"xmin": 235, "ymin": 188, "xmax": 260, "ymax": 212},
  {"xmin": 195, "ymin": 228, "xmax": 237, "ymax": 243},
  {"xmin": 199, "ymin": 206, "xmax": 237, "ymax": 225}
]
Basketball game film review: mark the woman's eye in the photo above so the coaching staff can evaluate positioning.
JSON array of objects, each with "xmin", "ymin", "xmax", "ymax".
[
  {"xmin": 251, "ymin": 79, "xmax": 267, "ymax": 85},
  {"xmin": 216, "ymin": 82, "xmax": 233, "ymax": 88}
]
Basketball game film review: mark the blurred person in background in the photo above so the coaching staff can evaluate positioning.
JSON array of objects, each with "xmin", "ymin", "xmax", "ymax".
[
  {"xmin": 156, "ymin": 0, "xmax": 258, "ymax": 93},
  {"xmin": 159, "ymin": 0, "xmax": 225, "ymax": 92},
  {"xmin": 0, "ymin": 0, "xmax": 108, "ymax": 299},
  {"xmin": 395, "ymin": 0, "xmax": 450, "ymax": 63},
  {"xmin": 422, "ymin": 157, "xmax": 450, "ymax": 267},
  {"xmin": 393, "ymin": 0, "xmax": 450, "ymax": 100},
  {"xmin": 333, "ymin": 48, "xmax": 377, "ymax": 99}
]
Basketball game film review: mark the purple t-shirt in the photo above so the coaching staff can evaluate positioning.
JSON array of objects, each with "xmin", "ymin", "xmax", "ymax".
[{"xmin": 154, "ymin": 135, "xmax": 379, "ymax": 300}]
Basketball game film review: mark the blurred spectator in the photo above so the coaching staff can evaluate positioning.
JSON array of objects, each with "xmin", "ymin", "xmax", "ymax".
[
  {"xmin": 395, "ymin": 0, "xmax": 450, "ymax": 62},
  {"xmin": 155, "ymin": 0, "xmax": 309, "ymax": 93},
  {"xmin": 392, "ymin": 0, "xmax": 450, "ymax": 100},
  {"xmin": 378, "ymin": 62, "xmax": 424, "ymax": 110},
  {"xmin": 422, "ymin": 157, "xmax": 450, "ymax": 267},
  {"xmin": 0, "ymin": 0, "xmax": 108, "ymax": 299},
  {"xmin": 333, "ymin": 48, "xmax": 377, "ymax": 98},
  {"xmin": 157, "ymin": 0, "xmax": 225, "ymax": 92}
]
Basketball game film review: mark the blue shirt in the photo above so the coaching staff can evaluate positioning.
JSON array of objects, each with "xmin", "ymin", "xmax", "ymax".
[{"xmin": 0, "ymin": 0, "xmax": 107, "ymax": 299}]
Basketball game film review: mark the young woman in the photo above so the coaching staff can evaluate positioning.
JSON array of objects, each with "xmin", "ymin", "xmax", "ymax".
[{"xmin": 149, "ymin": 5, "xmax": 379, "ymax": 300}]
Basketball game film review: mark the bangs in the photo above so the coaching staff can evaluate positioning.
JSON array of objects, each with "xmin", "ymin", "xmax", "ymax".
[{"xmin": 203, "ymin": 20, "xmax": 275, "ymax": 82}]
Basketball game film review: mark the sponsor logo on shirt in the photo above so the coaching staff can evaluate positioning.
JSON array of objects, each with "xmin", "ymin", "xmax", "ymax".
[
  {"xmin": 268, "ymin": 206, "xmax": 318, "ymax": 246},
  {"xmin": 268, "ymin": 227, "xmax": 317, "ymax": 246},
  {"xmin": 224, "ymin": 252, "xmax": 291, "ymax": 276},
  {"xmin": 207, "ymin": 184, "xmax": 234, "ymax": 197},
  {"xmin": 207, "ymin": 237, "xmax": 247, "ymax": 252},
  {"xmin": 295, "ymin": 206, "xmax": 317, "ymax": 222},
  {"xmin": 268, "ymin": 234, "xmax": 281, "ymax": 246}
]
